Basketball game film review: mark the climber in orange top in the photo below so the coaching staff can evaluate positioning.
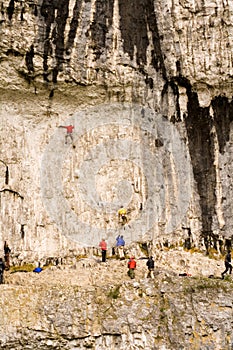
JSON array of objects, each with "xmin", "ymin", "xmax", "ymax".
[{"xmin": 59, "ymin": 124, "xmax": 74, "ymax": 144}]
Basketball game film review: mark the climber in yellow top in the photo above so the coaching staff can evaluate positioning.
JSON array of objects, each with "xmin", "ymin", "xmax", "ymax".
[{"xmin": 118, "ymin": 206, "xmax": 127, "ymax": 224}]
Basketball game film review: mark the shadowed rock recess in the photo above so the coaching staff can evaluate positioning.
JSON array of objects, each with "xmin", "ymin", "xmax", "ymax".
[{"xmin": 1, "ymin": 0, "xmax": 233, "ymax": 349}]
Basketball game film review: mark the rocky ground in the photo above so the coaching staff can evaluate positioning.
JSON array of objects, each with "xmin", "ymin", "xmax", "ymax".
[
  {"xmin": 3, "ymin": 248, "xmax": 229, "ymax": 288},
  {"xmin": 1, "ymin": 248, "xmax": 233, "ymax": 350}
]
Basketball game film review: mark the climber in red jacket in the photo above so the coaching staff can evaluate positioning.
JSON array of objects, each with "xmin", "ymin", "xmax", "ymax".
[
  {"xmin": 127, "ymin": 256, "xmax": 136, "ymax": 279},
  {"xmin": 59, "ymin": 124, "xmax": 74, "ymax": 144}
]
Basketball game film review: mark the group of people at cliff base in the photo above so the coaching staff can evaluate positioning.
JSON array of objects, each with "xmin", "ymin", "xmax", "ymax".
[
  {"xmin": 99, "ymin": 237, "xmax": 155, "ymax": 279},
  {"xmin": 99, "ymin": 237, "xmax": 233, "ymax": 280},
  {"xmin": 0, "ymin": 239, "xmax": 232, "ymax": 283}
]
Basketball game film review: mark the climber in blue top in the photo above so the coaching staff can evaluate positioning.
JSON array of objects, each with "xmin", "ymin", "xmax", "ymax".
[
  {"xmin": 116, "ymin": 235, "xmax": 125, "ymax": 247},
  {"xmin": 116, "ymin": 235, "xmax": 125, "ymax": 260}
]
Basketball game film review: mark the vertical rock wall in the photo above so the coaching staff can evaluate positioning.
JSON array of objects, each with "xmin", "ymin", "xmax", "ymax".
[{"xmin": 1, "ymin": 0, "xmax": 233, "ymax": 261}]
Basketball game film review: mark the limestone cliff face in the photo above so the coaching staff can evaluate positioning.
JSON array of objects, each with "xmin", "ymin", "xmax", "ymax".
[
  {"xmin": 0, "ymin": 0, "xmax": 233, "ymax": 260},
  {"xmin": 2, "ymin": 2, "xmax": 233, "ymax": 349}
]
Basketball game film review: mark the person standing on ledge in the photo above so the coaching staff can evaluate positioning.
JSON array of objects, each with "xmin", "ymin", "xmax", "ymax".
[
  {"xmin": 116, "ymin": 235, "xmax": 125, "ymax": 260},
  {"xmin": 4, "ymin": 241, "xmax": 11, "ymax": 270},
  {"xmin": 127, "ymin": 256, "xmax": 136, "ymax": 279},
  {"xmin": 0, "ymin": 258, "xmax": 5, "ymax": 284},
  {"xmin": 99, "ymin": 238, "xmax": 107, "ymax": 262},
  {"xmin": 221, "ymin": 250, "xmax": 232, "ymax": 279},
  {"xmin": 146, "ymin": 256, "xmax": 155, "ymax": 279},
  {"xmin": 59, "ymin": 124, "xmax": 75, "ymax": 144}
]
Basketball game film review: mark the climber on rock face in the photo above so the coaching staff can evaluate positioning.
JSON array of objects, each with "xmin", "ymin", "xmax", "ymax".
[
  {"xmin": 118, "ymin": 206, "xmax": 127, "ymax": 225},
  {"xmin": 59, "ymin": 124, "xmax": 74, "ymax": 144}
]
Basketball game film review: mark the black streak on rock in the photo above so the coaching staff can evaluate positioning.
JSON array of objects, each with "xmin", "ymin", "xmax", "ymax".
[
  {"xmin": 0, "ymin": 160, "xmax": 9, "ymax": 185},
  {"xmin": 41, "ymin": 0, "xmax": 55, "ymax": 77},
  {"xmin": 20, "ymin": 225, "xmax": 25, "ymax": 239},
  {"xmin": 26, "ymin": 45, "xmax": 35, "ymax": 73},
  {"xmin": 90, "ymin": 0, "xmax": 167, "ymax": 77},
  {"xmin": 212, "ymin": 96, "xmax": 233, "ymax": 154},
  {"xmin": 139, "ymin": 67, "xmax": 154, "ymax": 90},
  {"xmin": 0, "ymin": 188, "xmax": 24, "ymax": 200},
  {"xmin": 38, "ymin": 0, "xmax": 167, "ymax": 84},
  {"xmin": 183, "ymin": 94, "xmax": 233, "ymax": 247},
  {"xmin": 6, "ymin": 49, "xmax": 22, "ymax": 57},
  {"xmin": 40, "ymin": 0, "xmax": 69, "ymax": 83},
  {"xmin": 21, "ymin": 7, "xmax": 25, "ymax": 21},
  {"xmin": 49, "ymin": 89, "xmax": 54, "ymax": 99},
  {"xmin": 118, "ymin": 0, "xmax": 147, "ymax": 65},
  {"xmin": 118, "ymin": 0, "xmax": 167, "ymax": 79},
  {"xmin": 90, "ymin": 0, "xmax": 114, "ymax": 59},
  {"xmin": 5, "ymin": 167, "xmax": 9, "ymax": 185},
  {"xmin": 162, "ymin": 80, "xmax": 181, "ymax": 122},
  {"xmin": 173, "ymin": 77, "xmax": 216, "ymax": 250},
  {"xmin": 53, "ymin": 0, "xmax": 69, "ymax": 82},
  {"xmin": 66, "ymin": 0, "xmax": 82, "ymax": 54},
  {"xmin": 7, "ymin": 0, "xmax": 14, "ymax": 21},
  {"xmin": 34, "ymin": 5, "xmax": 38, "ymax": 17},
  {"xmin": 186, "ymin": 88, "xmax": 215, "ymax": 250}
]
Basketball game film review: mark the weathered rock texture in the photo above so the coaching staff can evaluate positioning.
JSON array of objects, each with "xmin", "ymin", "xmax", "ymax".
[{"xmin": 0, "ymin": 250, "xmax": 233, "ymax": 350}]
